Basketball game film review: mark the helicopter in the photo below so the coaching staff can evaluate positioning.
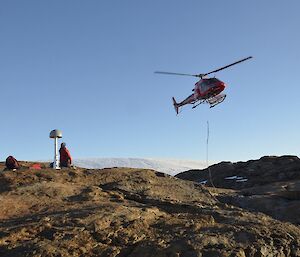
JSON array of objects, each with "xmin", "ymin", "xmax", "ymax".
[{"xmin": 155, "ymin": 56, "xmax": 253, "ymax": 114}]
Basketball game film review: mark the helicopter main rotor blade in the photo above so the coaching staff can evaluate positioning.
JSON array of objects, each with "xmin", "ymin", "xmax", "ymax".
[
  {"xmin": 154, "ymin": 71, "xmax": 201, "ymax": 78},
  {"xmin": 202, "ymin": 56, "xmax": 253, "ymax": 76},
  {"xmin": 155, "ymin": 56, "xmax": 252, "ymax": 79}
]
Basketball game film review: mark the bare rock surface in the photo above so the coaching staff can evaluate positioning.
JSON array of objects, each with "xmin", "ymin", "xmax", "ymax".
[
  {"xmin": 176, "ymin": 155, "xmax": 300, "ymax": 225},
  {"xmin": 176, "ymin": 156, "xmax": 300, "ymax": 189},
  {"xmin": 0, "ymin": 161, "xmax": 299, "ymax": 256}
]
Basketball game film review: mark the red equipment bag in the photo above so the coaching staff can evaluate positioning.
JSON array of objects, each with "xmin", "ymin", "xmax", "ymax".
[{"xmin": 30, "ymin": 163, "xmax": 42, "ymax": 170}]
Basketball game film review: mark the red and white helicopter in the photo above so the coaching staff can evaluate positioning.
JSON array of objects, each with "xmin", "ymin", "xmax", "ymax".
[{"xmin": 155, "ymin": 56, "xmax": 253, "ymax": 114}]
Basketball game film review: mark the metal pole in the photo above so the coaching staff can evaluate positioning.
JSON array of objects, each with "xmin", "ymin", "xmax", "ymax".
[{"xmin": 54, "ymin": 137, "xmax": 60, "ymax": 170}]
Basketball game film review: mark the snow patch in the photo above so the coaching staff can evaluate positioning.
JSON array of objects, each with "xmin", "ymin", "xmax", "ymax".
[
  {"xmin": 224, "ymin": 175, "xmax": 248, "ymax": 182},
  {"xmin": 236, "ymin": 179, "xmax": 248, "ymax": 182}
]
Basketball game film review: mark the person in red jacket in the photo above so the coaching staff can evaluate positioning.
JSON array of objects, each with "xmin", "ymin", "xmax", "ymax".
[{"xmin": 59, "ymin": 142, "xmax": 72, "ymax": 168}]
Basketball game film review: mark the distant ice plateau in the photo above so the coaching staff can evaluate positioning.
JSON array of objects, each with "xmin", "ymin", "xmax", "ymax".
[{"xmin": 73, "ymin": 158, "xmax": 214, "ymax": 176}]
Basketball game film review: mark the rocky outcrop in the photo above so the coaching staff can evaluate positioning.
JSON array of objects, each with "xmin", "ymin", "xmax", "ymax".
[
  {"xmin": 176, "ymin": 155, "xmax": 300, "ymax": 226},
  {"xmin": 0, "ymin": 162, "xmax": 299, "ymax": 256},
  {"xmin": 176, "ymin": 155, "xmax": 300, "ymax": 190}
]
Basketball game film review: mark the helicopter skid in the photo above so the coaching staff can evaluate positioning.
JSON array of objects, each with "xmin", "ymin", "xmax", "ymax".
[
  {"xmin": 192, "ymin": 100, "xmax": 206, "ymax": 109},
  {"xmin": 208, "ymin": 94, "xmax": 226, "ymax": 108}
]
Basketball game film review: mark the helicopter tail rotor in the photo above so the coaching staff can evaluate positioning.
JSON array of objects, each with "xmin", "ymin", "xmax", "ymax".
[{"xmin": 172, "ymin": 97, "xmax": 179, "ymax": 114}]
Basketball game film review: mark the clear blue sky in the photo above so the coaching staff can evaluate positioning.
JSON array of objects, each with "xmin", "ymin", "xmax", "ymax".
[{"xmin": 1, "ymin": 1, "xmax": 300, "ymax": 162}]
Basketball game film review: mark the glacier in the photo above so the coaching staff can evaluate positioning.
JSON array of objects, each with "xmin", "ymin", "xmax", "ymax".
[{"xmin": 73, "ymin": 157, "xmax": 214, "ymax": 176}]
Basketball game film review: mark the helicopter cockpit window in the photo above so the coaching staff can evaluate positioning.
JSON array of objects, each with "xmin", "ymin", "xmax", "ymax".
[{"xmin": 200, "ymin": 80, "xmax": 211, "ymax": 92}]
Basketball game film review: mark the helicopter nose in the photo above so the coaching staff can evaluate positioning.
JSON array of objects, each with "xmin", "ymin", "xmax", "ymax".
[{"xmin": 220, "ymin": 82, "xmax": 226, "ymax": 90}]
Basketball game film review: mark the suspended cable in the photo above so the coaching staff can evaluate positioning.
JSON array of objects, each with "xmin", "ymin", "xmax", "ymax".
[{"xmin": 206, "ymin": 121, "xmax": 215, "ymax": 188}]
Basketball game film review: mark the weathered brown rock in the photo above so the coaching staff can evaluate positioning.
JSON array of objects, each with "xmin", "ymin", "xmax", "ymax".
[{"xmin": 0, "ymin": 161, "xmax": 299, "ymax": 256}]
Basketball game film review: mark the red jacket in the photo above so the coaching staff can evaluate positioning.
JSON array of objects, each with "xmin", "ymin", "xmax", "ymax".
[{"xmin": 59, "ymin": 147, "xmax": 72, "ymax": 165}]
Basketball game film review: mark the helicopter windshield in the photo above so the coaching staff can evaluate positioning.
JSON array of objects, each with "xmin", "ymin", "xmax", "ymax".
[{"xmin": 200, "ymin": 78, "xmax": 222, "ymax": 92}]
